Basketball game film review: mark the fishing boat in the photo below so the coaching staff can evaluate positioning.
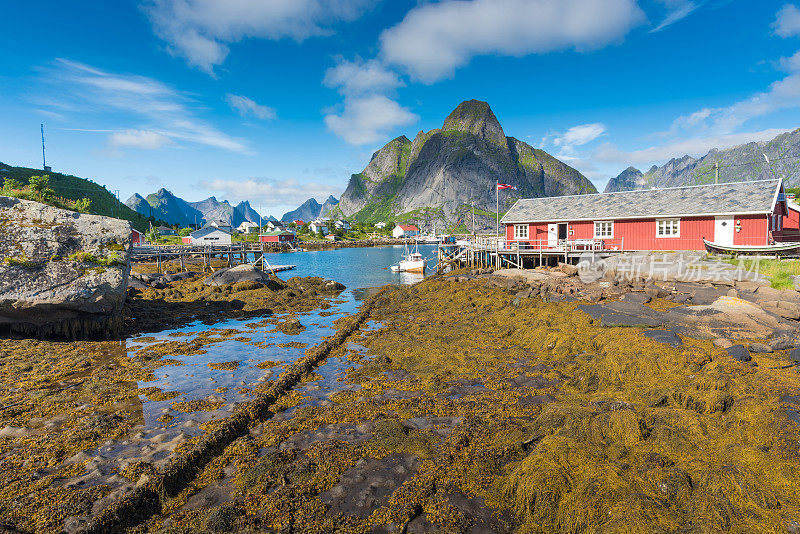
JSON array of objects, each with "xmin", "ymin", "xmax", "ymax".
[
  {"xmin": 391, "ymin": 241, "xmax": 427, "ymax": 273},
  {"xmin": 414, "ymin": 234, "xmax": 440, "ymax": 244},
  {"xmin": 703, "ymin": 238, "xmax": 800, "ymax": 255}
]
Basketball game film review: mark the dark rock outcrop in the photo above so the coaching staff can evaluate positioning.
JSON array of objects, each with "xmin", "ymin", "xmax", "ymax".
[
  {"xmin": 0, "ymin": 196, "xmax": 131, "ymax": 338},
  {"xmin": 203, "ymin": 264, "xmax": 286, "ymax": 290}
]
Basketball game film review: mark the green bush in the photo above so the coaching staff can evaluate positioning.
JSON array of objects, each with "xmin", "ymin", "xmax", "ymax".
[{"xmin": 2, "ymin": 178, "xmax": 23, "ymax": 191}]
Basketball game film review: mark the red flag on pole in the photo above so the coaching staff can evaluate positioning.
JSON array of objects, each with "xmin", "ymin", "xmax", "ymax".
[{"xmin": 497, "ymin": 183, "xmax": 516, "ymax": 190}]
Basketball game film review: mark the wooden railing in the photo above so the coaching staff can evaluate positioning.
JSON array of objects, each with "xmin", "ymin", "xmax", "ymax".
[{"xmin": 467, "ymin": 236, "xmax": 625, "ymax": 252}]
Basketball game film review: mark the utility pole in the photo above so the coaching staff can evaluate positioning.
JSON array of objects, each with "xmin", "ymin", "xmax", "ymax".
[
  {"xmin": 714, "ymin": 161, "xmax": 719, "ymax": 184},
  {"xmin": 472, "ymin": 199, "xmax": 475, "ymax": 236}
]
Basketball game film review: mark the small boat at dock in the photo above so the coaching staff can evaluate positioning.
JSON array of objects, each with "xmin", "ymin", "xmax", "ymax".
[
  {"xmin": 703, "ymin": 238, "xmax": 800, "ymax": 255},
  {"xmin": 391, "ymin": 241, "xmax": 427, "ymax": 273}
]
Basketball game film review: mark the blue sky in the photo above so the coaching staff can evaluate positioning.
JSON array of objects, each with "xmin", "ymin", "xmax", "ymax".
[{"xmin": 1, "ymin": 0, "xmax": 799, "ymax": 217}]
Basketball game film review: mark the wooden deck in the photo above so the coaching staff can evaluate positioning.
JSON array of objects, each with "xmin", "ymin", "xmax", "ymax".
[
  {"xmin": 131, "ymin": 242, "xmax": 298, "ymax": 273},
  {"xmin": 437, "ymin": 236, "xmax": 625, "ymax": 272}
]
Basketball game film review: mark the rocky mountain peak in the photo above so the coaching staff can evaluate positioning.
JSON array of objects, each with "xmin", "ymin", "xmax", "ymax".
[
  {"xmin": 442, "ymin": 100, "xmax": 506, "ymax": 148},
  {"xmin": 338, "ymin": 99, "xmax": 595, "ymax": 224}
]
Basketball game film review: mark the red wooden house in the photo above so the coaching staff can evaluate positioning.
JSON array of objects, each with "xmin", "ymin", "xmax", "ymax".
[
  {"xmin": 131, "ymin": 228, "xmax": 144, "ymax": 246},
  {"xmin": 501, "ymin": 179, "xmax": 795, "ymax": 251},
  {"xmin": 259, "ymin": 230, "xmax": 297, "ymax": 244}
]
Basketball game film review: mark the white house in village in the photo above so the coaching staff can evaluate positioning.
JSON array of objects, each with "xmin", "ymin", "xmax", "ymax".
[
  {"xmin": 205, "ymin": 219, "xmax": 233, "ymax": 233},
  {"xmin": 334, "ymin": 220, "xmax": 351, "ymax": 231},
  {"xmin": 392, "ymin": 224, "xmax": 420, "ymax": 239},
  {"xmin": 237, "ymin": 221, "xmax": 260, "ymax": 234},
  {"xmin": 187, "ymin": 226, "xmax": 233, "ymax": 245},
  {"xmin": 266, "ymin": 220, "xmax": 285, "ymax": 231},
  {"xmin": 309, "ymin": 220, "xmax": 329, "ymax": 236},
  {"xmin": 374, "ymin": 222, "xmax": 387, "ymax": 229}
]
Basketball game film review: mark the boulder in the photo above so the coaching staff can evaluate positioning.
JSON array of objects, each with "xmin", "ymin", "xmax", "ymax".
[
  {"xmin": 642, "ymin": 329, "xmax": 683, "ymax": 347},
  {"xmin": 761, "ymin": 300, "xmax": 800, "ymax": 320},
  {"xmin": 204, "ymin": 264, "xmax": 285, "ymax": 290},
  {"xmin": 323, "ymin": 280, "xmax": 346, "ymax": 292},
  {"xmin": 556, "ymin": 263, "xmax": 579, "ymax": 276},
  {"xmin": 748, "ymin": 342, "xmax": 773, "ymax": 353},
  {"xmin": 0, "ymin": 196, "xmax": 131, "ymax": 338},
  {"xmin": 726, "ymin": 345, "xmax": 752, "ymax": 362},
  {"xmin": 490, "ymin": 268, "xmax": 551, "ymax": 285},
  {"xmin": 713, "ymin": 338, "xmax": 733, "ymax": 349},
  {"xmin": 620, "ymin": 292, "xmax": 652, "ymax": 305}
]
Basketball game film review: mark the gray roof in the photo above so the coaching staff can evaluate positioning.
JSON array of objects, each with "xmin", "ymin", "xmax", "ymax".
[
  {"xmin": 501, "ymin": 179, "xmax": 781, "ymax": 224},
  {"xmin": 191, "ymin": 226, "xmax": 232, "ymax": 238}
]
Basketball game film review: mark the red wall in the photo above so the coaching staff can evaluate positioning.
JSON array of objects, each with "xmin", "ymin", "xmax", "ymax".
[
  {"xmin": 506, "ymin": 214, "xmax": 770, "ymax": 251},
  {"xmin": 260, "ymin": 235, "xmax": 296, "ymax": 243},
  {"xmin": 784, "ymin": 205, "xmax": 800, "ymax": 230},
  {"xmin": 735, "ymin": 215, "xmax": 768, "ymax": 246}
]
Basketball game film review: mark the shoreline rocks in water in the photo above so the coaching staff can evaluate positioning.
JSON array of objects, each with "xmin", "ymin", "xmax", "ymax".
[
  {"xmin": 124, "ymin": 266, "xmax": 346, "ymax": 335},
  {"xmin": 0, "ymin": 196, "xmax": 131, "ymax": 339}
]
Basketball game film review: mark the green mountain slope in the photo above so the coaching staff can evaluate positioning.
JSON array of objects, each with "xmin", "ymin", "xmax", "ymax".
[{"xmin": 0, "ymin": 161, "xmax": 157, "ymax": 231}]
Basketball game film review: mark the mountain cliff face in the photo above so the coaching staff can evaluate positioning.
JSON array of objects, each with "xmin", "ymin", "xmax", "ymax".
[
  {"xmin": 318, "ymin": 195, "xmax": 340, "ymax": 218},
  {"xmin": 281, "ymin": 198, "xmax": 322, "ymax": 223},
  {"xmin": 125, "ymin": 189, "xmax": 263, "ymax": 227},
  {"xmin": 338, "ymin": 100, "xmax": 596, "ymax": 224},
  {"xmin": 604, "ymin": 128, "xmax": 800, "ymax": 192}
]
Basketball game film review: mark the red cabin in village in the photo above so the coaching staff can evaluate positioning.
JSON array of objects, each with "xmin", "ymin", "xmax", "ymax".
[
  {"xmin": 131, "ymin": 228, "xmax": 144, "ymax": 246},
  {"xmin": 259, "ymin": 230, "xmax": 297, "ymax": 244},
  {"xmin": 501, "ymin": 179, "xmax": 797, "ymax": 252}
]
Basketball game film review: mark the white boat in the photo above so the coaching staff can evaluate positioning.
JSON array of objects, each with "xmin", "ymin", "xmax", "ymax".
[
  {"xmin": 391, "ymin": 241, "xmax": 427, "ymax": 273},
  {"xmin": 414, "ymin": 234, "xmax": 440, "ymax": 244},
  {"xmin": 703, "ymin": 238, "xmax": 800, "ymax": 255}
]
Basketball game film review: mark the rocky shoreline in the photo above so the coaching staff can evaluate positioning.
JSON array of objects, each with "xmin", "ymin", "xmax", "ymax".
[
  {"xmin": 0, "ymin": 196, "xmax": 132, "ymax": 339},
  {"xmin": 3, "ymin": 259, "xmax": 800, "ymax": 532},
  {"xmin": 298, "ymin": 237, "xmax": 405, "ymax": 251}
]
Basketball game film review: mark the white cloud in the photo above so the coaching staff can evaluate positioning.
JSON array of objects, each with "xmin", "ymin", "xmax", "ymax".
[
  {"xmin": 324, "ymin": 95, "xmax": 418, "ymax": 145},
  {"xmin": 109, "ymin": 129, "xmax": 172, "ymax": 149},
  {"xmin": 650, "ymin": 0, "xmax": 700, "ymax": 33},
  {"xmin": 379, "ymin": 0, "xmax": 645, "ymax": 83},
  {"xmin": 551, "ymin": 123, "xmax": 606, "ymax": 150},
  {"xmin": 201, "ymin": 176, "xmax": 338, "ymax": 208},
  {"xmin": 662, "ymin": 48, "xmax": 800, "ymax": 138},
  {"xmin": 225, "ymin": 94, "xmax": 276, "ymax": 120},
  {"xmin": 323, "ymin": 58, "xmax": 402, "ymax": 96},
  {"xmin": 774, "ymin": 4, "xmax": 800, "ymax": 37},
  {"xmin": 144, "ymin": 0, "xmax": 375, "ymax": 74},
  {"xmin": 46, "ymin": 59, "xmax": 249, "ymax": 154},
  {"xmin": 595, "ymin": 129, "xmax": 792, "ymax": 166}
]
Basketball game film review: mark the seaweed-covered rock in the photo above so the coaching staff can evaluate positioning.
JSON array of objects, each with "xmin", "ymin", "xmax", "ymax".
[
  {"xmin": 0, "ymin": 196, "xmax": 131, "ymax": 338},
  {"xmin": 203, "ymin": 264, "xmax": 285, "ymax": 290}
]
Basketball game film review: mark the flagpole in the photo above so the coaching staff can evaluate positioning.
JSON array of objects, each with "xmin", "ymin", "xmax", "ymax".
[{"xmin": 495, "ymin": 180, "xmax": 499, "ymax": 239}]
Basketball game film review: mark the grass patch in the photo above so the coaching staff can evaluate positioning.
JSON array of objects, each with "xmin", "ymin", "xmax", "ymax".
[
  {"xmin": 68, "ymin": 251, "xmax": 123, "ymax": 266},
  {"xmin": 724, "ymin": 257, "xmax": 800, "ymax": 289},
  {"xmin": 2, "ymin": 255, "xmax": 39, "ymax": 269}
]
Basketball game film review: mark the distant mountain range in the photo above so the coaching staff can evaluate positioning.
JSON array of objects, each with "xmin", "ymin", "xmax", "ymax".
[
  {"xmin": 338, "ymin": 100, "xmax": 596, "ymax": 226},
  {"xmin": 280, "ymin": 195, "xmax": 339, "ymax": 222},
  {"xmin": 604, "ymin": 128, "xmax": 800, "ymax": 192},
  {"xmin": 126, "ymin": 188, "xmax": 267, "ymax": 228}
]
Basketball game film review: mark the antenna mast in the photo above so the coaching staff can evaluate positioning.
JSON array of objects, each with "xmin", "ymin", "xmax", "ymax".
[{"xmin": 41, "ymin": 124, "xmax": 46, "ymax": 171}]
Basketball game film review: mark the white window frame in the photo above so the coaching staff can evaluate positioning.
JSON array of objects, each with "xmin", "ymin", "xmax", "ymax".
[
  {"xmin": 513, "ymin": 224, "xmax": 528, "ymax": 239},
  {"xmin": 656, "ymin": 218, "xmax": 680, "ymax": 238},
  {"xmin": 594, "ymin": 221, "xmax": 613, "ymax": 239}
]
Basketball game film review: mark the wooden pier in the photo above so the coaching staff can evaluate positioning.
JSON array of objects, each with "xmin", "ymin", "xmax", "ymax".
[
  {"xmin": 437, "ymin": 236, "xmax": 625, "ymax": 273},
  {"xmin": 131, "ymin": 242, "xmax": 298, "ymax": 273}
]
